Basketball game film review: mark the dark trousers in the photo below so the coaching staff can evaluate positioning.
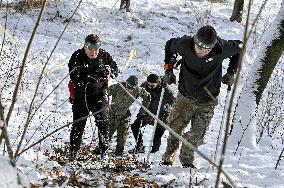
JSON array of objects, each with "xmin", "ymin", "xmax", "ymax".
[
  {"xmin": 70, "ymin": 92, "xmax": 109, "ymax": 153},
  {"xmin": 131, "ymin": 115, "xmax": 166, "ymax": 148}
]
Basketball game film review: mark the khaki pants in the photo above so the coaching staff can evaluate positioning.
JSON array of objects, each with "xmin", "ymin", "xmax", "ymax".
[
  {"xmin": 162, "ymin": 92, "xmax": 217, "ymax": 165},
  {"xmin": 108, "ymin": 113, "xmax": 131, "ymax": 154}
]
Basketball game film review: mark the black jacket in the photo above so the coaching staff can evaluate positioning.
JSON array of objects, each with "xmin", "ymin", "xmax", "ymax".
[
  {"xmin": 141, "ymin": 81, "xmax": 175, "ymax": 117},
  {"xmin": 164, "ymin": 36, "xmax": 242, "ymax": 100},
  {"xmin": 68, "ymin": 48, "xmax": 118, "ymax": 98}
]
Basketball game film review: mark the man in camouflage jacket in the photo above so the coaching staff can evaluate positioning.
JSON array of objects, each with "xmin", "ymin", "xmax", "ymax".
[{"xmin": 107, "ymin": 75, "xmax": 151, "ymax": 156}]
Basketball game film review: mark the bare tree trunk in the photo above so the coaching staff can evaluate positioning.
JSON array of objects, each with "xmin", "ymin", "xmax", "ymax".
[
  {"xmin": 230, "ymin": 0, "xmax": 244, "ymax": 23},
  {"xmin": 255, "ymin": 19, "xmax": 284, "ymax": 105},
  {"xmin": 229, "ymin": 1, "xmax": 284, "ymax": 151},
  {"xmin": 120, "ymin": 0, "xmax": 130, "ymax": 12}
]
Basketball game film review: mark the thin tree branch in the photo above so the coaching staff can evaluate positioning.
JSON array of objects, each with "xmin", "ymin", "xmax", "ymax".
[
  {"xmin": 14, "ymin": 0, "xmax": 83, "ymax": 158},
  {"xmin": 0, "ymin": 0, "xmax": 8, "ymax": 57},
  {"xmin": 17, "ymin": 107, "xmax": 107, "ymax": 157},
  {"xmin": 112, "ymin": 77, "xmax": 239, "ymax": 188},
  {"xmin": 0, "ymin": 93, "xmax": 16, "ymax": 167},
  {"xmin": 5, "ymin": 0, "xmax": 48, "ymax": 125},
  {"xmin": 214, "ymin": 0, "xmax": 253, "ymax": 187},
  {"xmin": 275, "ymin": 146, "xmax": 284, "ymax": 170},
  {"xmin": 22, "ymin": 98, "xmax": 68, "ymax": 150}
]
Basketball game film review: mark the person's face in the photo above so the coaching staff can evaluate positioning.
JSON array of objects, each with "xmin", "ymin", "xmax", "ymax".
[
  {"xmin": 126, "ymin": 82, "xmax": 138, "ymax": 91},
  {"xmin": 84, "ymin": 47, "xmax": 100, "ymax": 59},
  {"xmin": 147, "ymin": 82, "xmax": 158, "ymax": 90},
  {"xmin": 194, "ymin": 44, "xmax": 212, "ymax": 58}
]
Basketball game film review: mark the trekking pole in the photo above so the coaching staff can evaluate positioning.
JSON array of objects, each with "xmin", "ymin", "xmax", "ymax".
[
  {"xmin": 213, "ymin": 85, "xmax": 231, "ymax": 163},
  {"xmin": 146, "ymin": 88, "xmax": 165, "ymax": 162}
]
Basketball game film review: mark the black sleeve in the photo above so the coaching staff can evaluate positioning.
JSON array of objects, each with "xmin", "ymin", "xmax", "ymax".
[
  {"xmin": 68, "ymin": 50, "xmax": 85, "ymax": 88},
  {"xmin": 220, "ymin": 39, "xmax": 242, "ymax": 74},
  {"xmin": 103, "ymin": 50, "xmax": 119, "ymax": 77},
  {"xmin": 164, "ymin": 36, "xmax": 188, "ymax": 72}
]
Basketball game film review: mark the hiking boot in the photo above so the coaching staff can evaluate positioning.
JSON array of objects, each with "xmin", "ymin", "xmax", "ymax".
[
  {"xmin": 128, "ymin": 146, "xmax": 145, "ymax": 154},
  {"xmin": 114, "ymin": 150, "xmax": 123, "ymax": 156},
  {"xmin": 67, "ymin": 151, "xmax": 77, "ymax": 161},
  {"xmin": 150, "ymin": 144, "xmax": 161, "ymax": 153},
  {"xmin": 99, "ymin": 152, "xmax": 109, "ymax": 161},
  {"xmin": 182, "ymin": 163, "xmax": 196, "ymax": 169},
  {"xmin": 160, "ymin": 161, "xmax": 173, "ymax": 166}
]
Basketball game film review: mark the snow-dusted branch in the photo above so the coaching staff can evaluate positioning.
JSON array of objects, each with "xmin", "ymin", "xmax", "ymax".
[
  {"xmin": 14, "ymin": 0, "xmax": 83, "ymax": 158},
  {"xmin": 17, "ymin": 106, "xmax": 107, "ymax": 157},
  {"xmin": 0, "ymin": 93, "xmax": 16, "ymax": 167},
  {"xmin": 215, "ymin": 0, "xmax": 254, "ymax": 186}
]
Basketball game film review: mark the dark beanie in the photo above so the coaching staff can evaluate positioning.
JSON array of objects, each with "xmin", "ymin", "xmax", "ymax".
[
  {"xmin": 194, "ymin": 25, "xmax": 217, "ymax": 49},
  {"xmin": 126, "ymin": 75, "xmax": 138, "ymax": 87},
  {"xmin": 147, "ymin": 74, "xmax": 161, "ymax": 83}
]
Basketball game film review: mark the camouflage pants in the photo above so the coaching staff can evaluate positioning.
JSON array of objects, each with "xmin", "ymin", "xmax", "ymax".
[
  {"xmin": 108, "ymin": 113, "xmax": 131, "ymax": 154},
  {"xmin": 162, "ymin": 92, "xmax": 217, "ymax": 166}
]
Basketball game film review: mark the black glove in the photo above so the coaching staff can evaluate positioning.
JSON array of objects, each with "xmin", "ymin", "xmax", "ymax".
[
  {"xmin": 112, "ymin": 69, "xmax": 119, "ymax": 78},
  {"xmin": 127, "ymin": 110, "xmax": 131, "ymax": 117},
  {"xmin": 136, "ymin": 112, "xmax": 146, "ymax": 120},
  {"xmin": 222, "ymin": 73, "xmax": 235, "ymax": 86},
  {"xmin": 163, "ymin": 71, "xmax": 176, "ymax": 85},
  {"xmin": 69, "ymin": 97, "xmax": 74, "ymax": 104}
]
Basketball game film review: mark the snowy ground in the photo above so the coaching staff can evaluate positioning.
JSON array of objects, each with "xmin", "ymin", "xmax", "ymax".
[{"xmin": 0, "ymin": 0, "xmax": 283, "ymax": 187}]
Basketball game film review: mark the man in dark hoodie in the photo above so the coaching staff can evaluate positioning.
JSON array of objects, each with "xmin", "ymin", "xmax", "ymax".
[
  {"xmin": 68, "ymin": 34, "xmax": 118, "ymax": 160},
  {"xmin": 161, "ymin": 25, "xmax": 242, "ymax": 168},
  {"xmin": 129, "ymin": 74, "xmax": 176, "ymax": 154}
]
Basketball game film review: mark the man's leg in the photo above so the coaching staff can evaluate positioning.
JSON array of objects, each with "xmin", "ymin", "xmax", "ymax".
[
  {"xmin": 179, "ymin": 100, "xmax": 217, "ymax": 166},
  {"xmin": 108, "ymin": 113, "xmax": 117, "ymax": 143},
  {"xmin": 70, "ymin": 98, "xmax": 88, "ymax": 153},
  {"xmin": 130, "ymin": 115, "xmax": 144, "ymax": 149},
  {"xmin": 116, "ymin": 116, "xmax": 131, "ymax": 155},
  {"xmin": 93, "ymin": 92, "xmax": 110, "ymax": 154},
  {"xmin": 151, "ymin": 124, "xmax": 165, "ymax": 153},
  {"xmin": 162, "ymin": 93, "xmax": 193, "ymax": 165}
]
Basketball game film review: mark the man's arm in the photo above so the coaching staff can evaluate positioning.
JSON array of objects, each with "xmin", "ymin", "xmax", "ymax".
[
  {"xmin": 220, "ymin": 39, "xmax": 242, "ymax": 86},
  {"xmin": 163, "ymin": 36, "xmax": 188, "ymax": 84},
  {"xmin": 221, "ymin": 39, "xmax": 242, "ymax": 74},
  {"xmin": 68, "ymin": 51, "xmax": 85, "ymax": 88},
  {"xmin": 140, "ymin": 88, "xmax": 151, "ymax": 109},
  {"xmin": 103, "ymin": 50, "xmax": 119, "ymax": 77}
]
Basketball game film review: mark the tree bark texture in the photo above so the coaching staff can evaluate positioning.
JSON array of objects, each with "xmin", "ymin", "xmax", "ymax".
[
  {"xmin": 120, "ymin": 0, "xmax": 130, "ymax": 12},
  {"xmin": 230, "ymin": 0, "xmax": 244, "ymax": 23},
  {"xmin": 255, "ymin": 19, "xmax": 284, "ymax": 105}
]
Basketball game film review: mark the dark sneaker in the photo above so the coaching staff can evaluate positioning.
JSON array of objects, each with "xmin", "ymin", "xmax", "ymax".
[
  {"xmin": 150, "ymin": 145, "xmax": 160, "ymax": 153},
  {"xmin": 128, "ymin": 146, "xmax": 145, "ymax": 154},
  {"xmin": 182, "ymin": 163, "xmax": 196, "ymax": 169},
  {"xmin": 114, "ymin": 150, "xmax": 123, "ymax": 156},
  {"xmin": 99, "ymin": 152, "xmax": 109, "ymax": 161},
  {"xmin": 92, "ymin": 147, "xmax": 100, "ymax": 155},
  {"xmin": 67, "ymin": 151, "xmax": 77, "ymax": 161},
  {"xmin": 150, "ymin": 140, "xmax": 161, "ymax": 153},
  {"xmin": 160, "ymin": 161, "xmax": 173, "ymax": 166}
]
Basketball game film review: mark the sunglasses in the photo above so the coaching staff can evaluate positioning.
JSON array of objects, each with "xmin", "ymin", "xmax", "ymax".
[
  {"xmin": 147, "ymin": 82, "xmax": 158, "ymax": 88},
  {"xmin": 126, "ymin": 82, "xmax": 138, "ymax": 89}
]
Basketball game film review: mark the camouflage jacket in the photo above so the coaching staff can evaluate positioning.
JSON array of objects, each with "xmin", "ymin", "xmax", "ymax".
[{"xmin": 108, "ymin": 82, "xmax": 151, "ymax": 117}]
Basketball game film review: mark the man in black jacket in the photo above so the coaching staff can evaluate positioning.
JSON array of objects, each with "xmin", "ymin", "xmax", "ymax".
[
  {"xmin": 129, "ymin": 74, "xmax": 176, "ymax": 154},
  {"xmin": 162, "ymin": 25, "xmax": 242, "ymax": 168},
  {"xmin": 68, "ymin": 34, "xmax": 118, "ymax": 160}
]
